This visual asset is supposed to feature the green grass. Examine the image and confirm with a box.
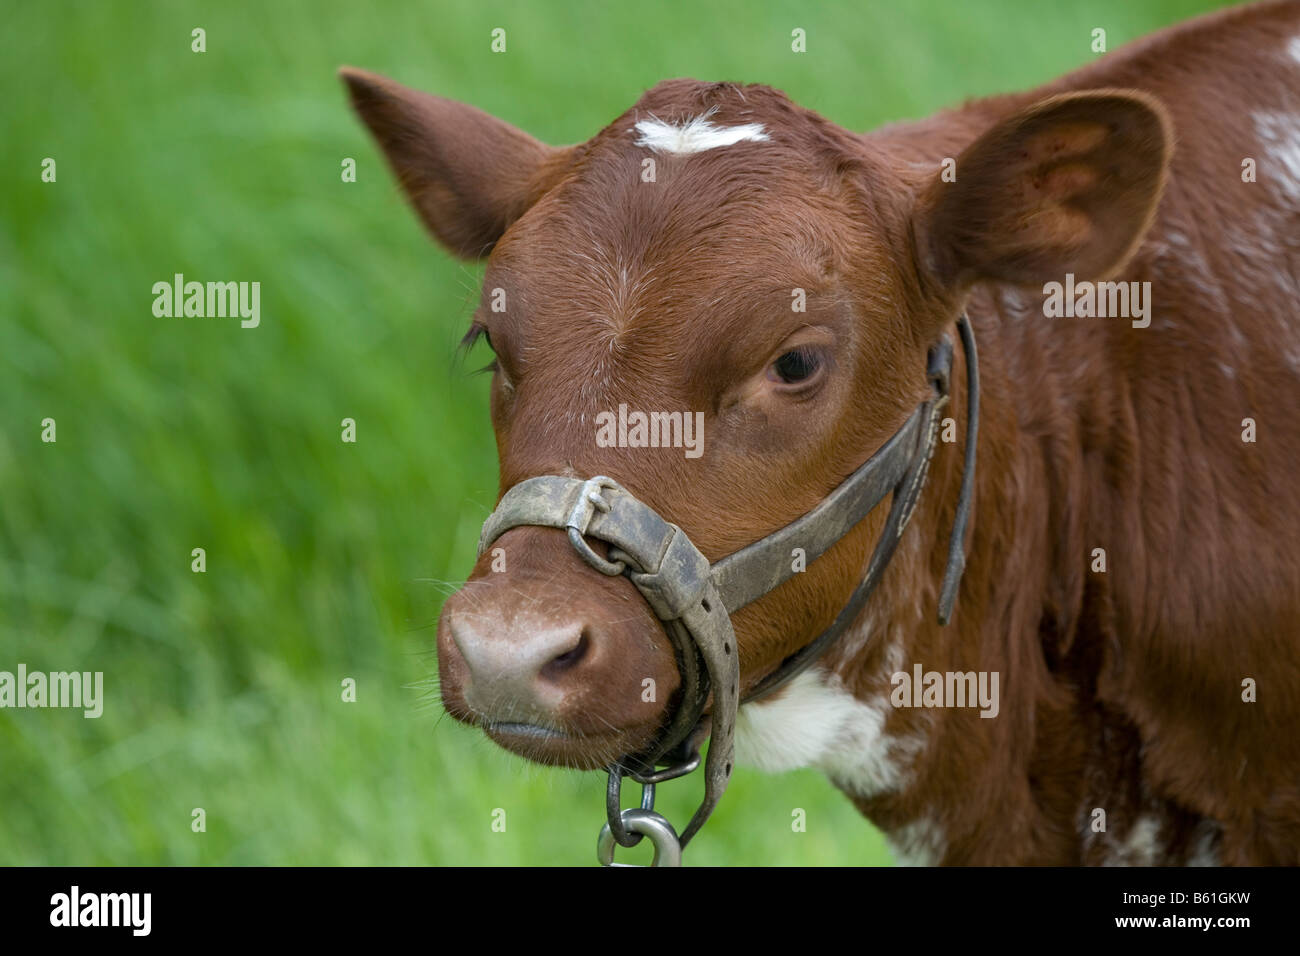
[0,0,1231,865]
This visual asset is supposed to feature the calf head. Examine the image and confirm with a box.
[343,69,1169,772]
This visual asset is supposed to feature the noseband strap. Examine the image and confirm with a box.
[475,315,979,862]
[478,472,741,846]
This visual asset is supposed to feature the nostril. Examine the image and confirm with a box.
[540,628,591,680]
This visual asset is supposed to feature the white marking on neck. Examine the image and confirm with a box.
[734,664,925,800]
[1102,815,1166,866]
[632,109,770,155]
[1253,111,1300,203]
[1186,819,1221,867]
[887,818,946,866]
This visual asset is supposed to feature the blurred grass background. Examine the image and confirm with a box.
[0,0,1232,865]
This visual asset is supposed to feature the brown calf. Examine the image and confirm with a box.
[345,0,1300,864]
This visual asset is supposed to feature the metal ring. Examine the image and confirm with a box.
[605,770,655,847]
[625,748,701,786]
[597,809,682,867]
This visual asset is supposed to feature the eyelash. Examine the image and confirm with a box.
[771,346,824,385]
[461,323,498,374]
[461,323,491,350]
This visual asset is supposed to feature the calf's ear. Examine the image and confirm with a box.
[914,90,1171,291]
[340,67,575,259]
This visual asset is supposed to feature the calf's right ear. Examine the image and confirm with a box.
[913,89,1172,292]
[340,67,576,259]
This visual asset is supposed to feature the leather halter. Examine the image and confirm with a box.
[476,314,980,864]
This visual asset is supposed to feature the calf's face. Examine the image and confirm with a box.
[343,70,1168,770]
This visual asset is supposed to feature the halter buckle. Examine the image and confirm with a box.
[566,476,627,575]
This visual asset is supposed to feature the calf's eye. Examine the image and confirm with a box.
[770,347,822,385]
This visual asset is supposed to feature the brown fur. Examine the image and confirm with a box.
[345,0,1300,863]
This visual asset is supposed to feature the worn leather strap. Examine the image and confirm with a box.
[738,351,950,702]
[710,406,926,615]
[937,313,979,625]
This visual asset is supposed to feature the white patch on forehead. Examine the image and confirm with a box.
[734,665,925,800]
[1253,111,1300,204]
[1289,34,1300,65]
[632,109,770,155]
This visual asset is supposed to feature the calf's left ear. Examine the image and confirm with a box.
[914,90,1171,292]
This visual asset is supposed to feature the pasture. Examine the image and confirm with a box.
[0,0,1230,865]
